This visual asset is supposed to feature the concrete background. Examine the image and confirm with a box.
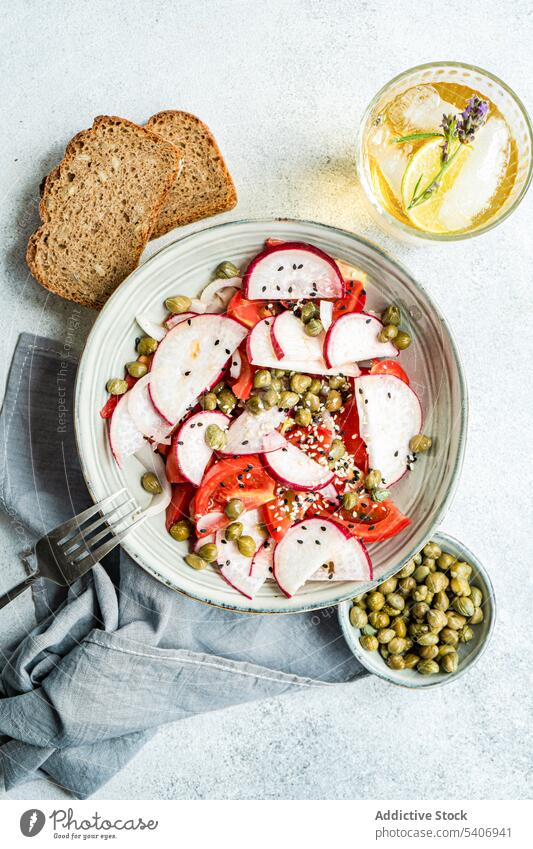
[1,0,532,799]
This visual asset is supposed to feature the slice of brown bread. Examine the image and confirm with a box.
[145,110,237,238]
[27,115,181,309]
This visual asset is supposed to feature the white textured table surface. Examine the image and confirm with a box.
[1,0,532,800]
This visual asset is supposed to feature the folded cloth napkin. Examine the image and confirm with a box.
[0,333,366,799]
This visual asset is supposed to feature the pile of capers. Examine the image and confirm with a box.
[350,541,485,676]
[299,301,323,338]
[378,304,412,351]
[105,335,159,396]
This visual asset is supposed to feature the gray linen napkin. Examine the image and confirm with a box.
[0,333,366,799]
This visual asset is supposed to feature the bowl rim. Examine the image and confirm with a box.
[75,216,469,614]
[355,60,533,242]
[338,531,496,688]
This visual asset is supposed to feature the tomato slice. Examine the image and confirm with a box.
[285,424,333,461]
[230,344,254,400]
[308,494,410,543]
[335,395,368,473]
[226,290,274,329]
[99,374,137,419]
[262,489,310,542]
[166,483,195,532]
[194,456,276,521]
[370,359,410,385]
[166,442,187,484]
[332,278,366,321]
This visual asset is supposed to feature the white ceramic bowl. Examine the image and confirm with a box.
[338,532,496,688]
[75,218,467,613]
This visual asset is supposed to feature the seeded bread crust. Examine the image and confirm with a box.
[26,115,181,309]
[146,110,237,238]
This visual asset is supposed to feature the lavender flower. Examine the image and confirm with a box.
[456,96,489,144]
[440,113,457,162]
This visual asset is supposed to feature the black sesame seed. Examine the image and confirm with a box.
[276,285,281,291]
[214,339,220,346]
[262,286,267,292]
[297,539,303,544]
[278,266,284,272]
[221,539,227,544]
[177,440,184,445]
[298,264,303,269]
[387,392,391,399]
[242,440,249,445]
[320,526,326,531]
[315,539,321,545]
[187,319,192,326]
[184,370,191,376]
[293,264,297,270]
[394,450,399,457]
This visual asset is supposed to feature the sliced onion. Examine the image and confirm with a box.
[135,313,167,342]
[134,445,172,517]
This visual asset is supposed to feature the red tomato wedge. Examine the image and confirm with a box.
[369,359,410,384]
[262,489,309,542]
[307,494,410,543]
[285,424,333,460]
[166,443,187,484]
[230,344,254,400]
[165,483,195,532]
[99,374,137,419]
[335,395,368,473]
[226,290,274,329]
[194,455,276,523]
[332,278,366,321]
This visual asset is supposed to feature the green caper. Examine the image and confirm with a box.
[409,622,429,638]
[412,601,430,620]
[218,389,237,414]
[126,361,148,379]
[438,644,457,657]
[378,324,398,343]
[413,565,430,583]
[215,260,240,279]
[262,388,279,409]
[245,394,264,415]
[368,611,390,629]
[377,628,396,644]
[328,375,345,390]
[450,577,471,597]
[237,535,256,557]
[393,330,412,350]
[412,585,429,602]
[198,543,218,563]
[381,304,401,326]
[440,627,459,646]
[361,624,377,637]
[469,586,483,607]
[212,380,226,395]
[349,606,368,629]
[137,336,158,355]
[379,577,398,595]
[304,318,323,337]
[388,637,407,655]
[469,607,484,624]
[458,625,474,643]
[367,591,385,611]
[342,491,358,511]
[106,377,128,395]
[427,609,448,632]
[423,542,441,559]
[365,469,383,490]
[387,655,405,670]
[417,632,439,647]
[253,369,272,390]
[225,522,243,541]
[426,572,448,593]
[290,373,312,394]
[413,553,423,565]
[165,294,192,313]
[446,612,466,630]
[303,391,320,411]
[280,417,294,434]
[392,618,407,638]
[329,439,346,460]
[423,557,436,571]
[450,561,472,580]
[270,376,283,392]
[185,553,208,570]
[141,472,162,495]
[410,434,432,454]
[440,652,459,673]
[380,646,390,660]
[279,390,299,409]
[359,635,379,651]
[437,552,456,570]
[452,596,475,618]
[418,645,439,660]
[225,498,244,520]
[386,592,405,612]
[169,520,191,541]
[416,659,439,675]
[205,424,227,451]
[325,389,342,413]
[202,392,218,411]
[398,559,416,578]
[294,407,312,426]
[398,576,416,595]
[300,302,317,323]
[403,653,419,669]
[433,591,450,612]
[307,378,321,394]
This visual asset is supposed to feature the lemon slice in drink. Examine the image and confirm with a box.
[401,138,470,233]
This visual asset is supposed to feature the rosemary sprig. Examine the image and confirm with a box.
[394,131,443,144]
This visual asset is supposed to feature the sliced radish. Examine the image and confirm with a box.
[127,374,169,441]
[221,407,286,456]
[173,411,230,486]
[319,300,334,331]
[200,277,242,313]
[317,482,339,503]
[262,439,334,491]
[310,536,373,581]
[324,312,398,367]
[135,313,167,342]
[149,314,247,426]
[271,310,324,362]
[165,311,198,330]
[273,517,371,597]
[243,242,344,301]
[134,446,172,517]
[109,391,146,468]
[247,318,360,376]
[249,538,275,579]
[354,374,423,485]
[196,511,227,537]
[217,510,269,599]
[229,348,242,379]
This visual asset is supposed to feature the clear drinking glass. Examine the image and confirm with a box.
[356,62,533,242]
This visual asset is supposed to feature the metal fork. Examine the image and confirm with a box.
[0,489,146,610]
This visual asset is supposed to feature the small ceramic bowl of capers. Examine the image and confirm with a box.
[338,532,495,688]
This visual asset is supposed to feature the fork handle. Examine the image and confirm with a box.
[0,574,38,610]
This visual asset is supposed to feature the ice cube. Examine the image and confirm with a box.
[387,85,456,134]
[438,117,511,230]
[367,123,409,199]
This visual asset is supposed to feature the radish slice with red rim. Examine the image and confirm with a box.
[247,318,360,376]
[127,374,169,441]
[174,410,230,486]
[243,242,344,301]
[221,407,286,456]
[109,391,145,468]
[270,310,325,362]
[165,311,198,330]
[262,439,334,491]
[229,348,242,379]
[324,312,398,367]
[217,510,269,599]
[354,373,423,486]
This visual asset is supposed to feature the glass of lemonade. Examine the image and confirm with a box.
[356,62,532,241]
